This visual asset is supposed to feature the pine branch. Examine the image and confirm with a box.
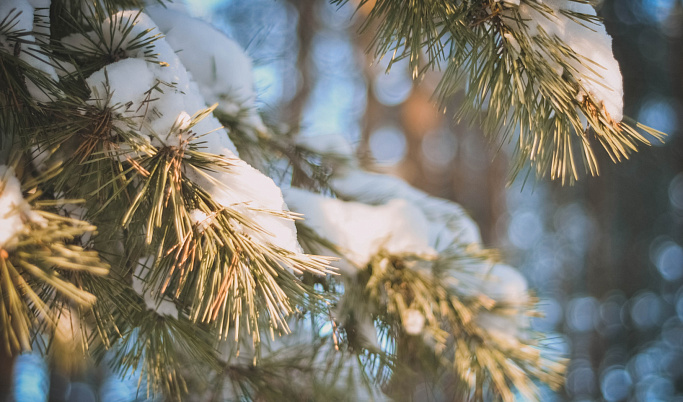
[106,310,218,401]
[214,109,338,191]
[351,246,565,401]
[336,0,665,183]
[107,114,333,345]
[0,167,109,356]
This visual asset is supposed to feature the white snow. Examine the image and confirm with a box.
[71,11,236,152]
[132,257,179,318]
[146,5,267,134]
[186,163,302,253]
[479,263,529,306]
[320,135,481,249]
[26,0,49,7]
[0,166,46,250]
[402,308,426,335]
[75,10,303,255]
[189,209,212,232]
[331,170,482,248]
[475,263,530,346]
[0,1,34,46]
[476,311,529,347]
[506,0,624,121]
[283,187,435,274]
[0,0,59,102]
[86,58,155,109]
[296,134,356,159]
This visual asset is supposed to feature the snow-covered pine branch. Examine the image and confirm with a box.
[0,165,108,354]
[283,135,564,400]
[336,0,665,183]
[0,0,582,400]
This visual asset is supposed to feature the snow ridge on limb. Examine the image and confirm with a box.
[502,0,623,121]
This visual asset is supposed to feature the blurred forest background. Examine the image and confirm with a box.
[2,0,682,401]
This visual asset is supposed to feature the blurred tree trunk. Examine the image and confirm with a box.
[283,0,318,130]
[0,349,13,399]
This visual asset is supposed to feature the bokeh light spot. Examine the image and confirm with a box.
[12,353,49,402]
[600,366,632,402]
[637,97,678,144]
[567,296,599,333]
[653,240,683,281]
[421,130,456,168]
[630,292,664,330]
[369,125,406,164]
[669,172,683,210]
[508,210,544,250]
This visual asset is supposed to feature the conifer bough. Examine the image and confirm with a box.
[338,0,665,183]
[7,0,658,400]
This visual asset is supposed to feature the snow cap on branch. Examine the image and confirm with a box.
[506,0,624,121]
[284,187,435,274]
[0,166,45,250]
[147,5,267,133]
[79,10,303,254]
[0,0,59,102]
[76,11,237,151]
[299,134,482,249]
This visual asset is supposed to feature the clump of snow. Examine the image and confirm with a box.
[480,263,529,305]
[0,166,44,250]
[86,58,155,110]
[71,11,236,152]
[505,0,624,121]
[402,309,426,335]
[132,257,179,318]
[0,0,59,102]
[187,164,303,253]
[189,209,212,232]
[476,263,530,346]
[146,5,266,134]
[284,187,435,275]
[332,170,481,248]
[72,10,302,255]
[296,134,356,159]
[318,135,481,249]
